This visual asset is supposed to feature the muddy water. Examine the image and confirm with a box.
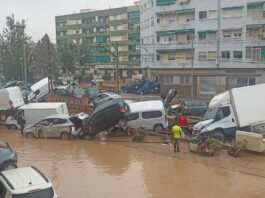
[1,130,265,198]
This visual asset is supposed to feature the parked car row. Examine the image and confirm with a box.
[121,80,160,95]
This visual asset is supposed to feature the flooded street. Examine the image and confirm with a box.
[1,130,265,198]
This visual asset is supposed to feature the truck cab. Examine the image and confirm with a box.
[193,103,237,140]
[0,166,57,198]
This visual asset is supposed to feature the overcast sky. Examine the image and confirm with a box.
[0,0,137,42]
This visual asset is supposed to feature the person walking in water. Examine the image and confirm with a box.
[17,112,26,135]
[172,124,182,153]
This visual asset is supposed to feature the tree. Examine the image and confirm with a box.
[0,15,32,81]
[30,34,62,81]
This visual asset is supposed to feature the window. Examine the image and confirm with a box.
[199,33,206,40]
[227,77,256,89]
[52,119,67,125]
[200,76,216,94]
[233,51,242,59]
[180,76,190,84]
[208,10,217,19]
[223,31,231,38]
[163,75,173,84]
[142,111,162,119]
[208,32,217,40]
[157,18,160,24]
[246,47,261,60]
[221,51,230,59]
[151,17,154,26]
[157,36,160,42]
[90,111,104,123]
[215,106,231,120]
[168,53,175,61]
[234,32,242,38]
[157,55,160,61]
[223,8,243,18]
[199,11,207,19]
[208,51,217,60]
[198,52,207,60]
[0,182,7,198]
[128,113,139,121]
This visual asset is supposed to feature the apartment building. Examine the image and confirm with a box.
[141,0,265,99]
[55,4,140,82]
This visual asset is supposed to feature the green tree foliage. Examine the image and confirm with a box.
[0,15,32,81]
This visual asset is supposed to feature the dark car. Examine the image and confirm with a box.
[87,99,130,132]
[182,100,208,116]
[122,80,145,93]
[0,141,17,171]
[137,81,160,95]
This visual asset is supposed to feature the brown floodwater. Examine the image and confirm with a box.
[1,130,265,198]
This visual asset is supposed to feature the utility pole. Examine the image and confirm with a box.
[191,34,194,99]
[115,42,119,93]
[217,0,221,68]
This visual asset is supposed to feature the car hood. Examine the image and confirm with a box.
[193,119,214,131]
[24,124,34,130]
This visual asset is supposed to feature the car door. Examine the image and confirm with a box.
[141,111,163,130]
[103,105,118,127]
[89,110,106,131]
[35,119,52,138]
[127,113,140,128]
[48,118,68,138]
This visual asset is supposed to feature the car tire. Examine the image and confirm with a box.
[9,125,18,130]
[60,132,70,140]
[140,91,144,95]
[2,161,17,171]
[214,130,225,141]
[154,124,163,132]
[124,90,127,93]
[118,119,127,127]
[26,132,35,138]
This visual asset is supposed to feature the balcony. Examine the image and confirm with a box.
[158,59,192,68]
[158,20,195,32]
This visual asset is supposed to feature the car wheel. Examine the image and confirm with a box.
[26,132,35,138]
[154,124,163,132]
[140,91,144,95]
[154,86,158,90]
[60,132,70,140]
[214,130,225,141]
[2,162,17,171]
[118,119,127,127]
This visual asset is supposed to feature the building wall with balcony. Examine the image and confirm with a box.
[55,5,141,81]
[141,0,265,98]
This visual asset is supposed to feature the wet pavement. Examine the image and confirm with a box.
[1,129,265,198]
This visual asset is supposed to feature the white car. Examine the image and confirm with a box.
[91,92,122,108]
[0,166,58,197]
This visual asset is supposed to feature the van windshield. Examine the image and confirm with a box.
[203,108,218,120]
[13,187,54,198]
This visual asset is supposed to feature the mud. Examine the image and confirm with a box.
[1,129,265,198]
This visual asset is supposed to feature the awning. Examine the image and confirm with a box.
[197,30,217,34]
[156,11,176,16]
[263,2,265,11]
[246,24,265,29]
[157,29,194,36]
[176,9,195,14]
[156,49,192,53]
[247,1,265,7]
[156,0,176,6]
[222,6,244,10]
[262,47,265,57]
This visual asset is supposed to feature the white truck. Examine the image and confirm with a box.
[193,84,265,140]
[0,87,25,121]
[5,102,68,129]
[0,166,58,197]
[26,77,49,102]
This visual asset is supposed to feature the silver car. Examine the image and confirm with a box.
[91,92,122,108]
[23,114,83,140]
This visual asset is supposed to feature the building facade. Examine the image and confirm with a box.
[141,0,265,99]
[55,4,140,82]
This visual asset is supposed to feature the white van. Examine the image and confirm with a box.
[26,77,49,102]
[127,100,168,132]
[0,87,25,121]
[0,166,58,198]
[5,102,69,129]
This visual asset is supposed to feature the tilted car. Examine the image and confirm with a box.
[87,99,130,132]
[0,141,17,171]
[182,100,208,116]
[23,114,84,140]
[122,80,145,93]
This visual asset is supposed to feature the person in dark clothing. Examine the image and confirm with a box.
[17,112,26,135]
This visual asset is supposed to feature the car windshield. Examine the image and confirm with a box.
[203,108,218,120]
[13,187,54,198]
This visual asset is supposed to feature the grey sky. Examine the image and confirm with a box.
[0,0,137,42]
